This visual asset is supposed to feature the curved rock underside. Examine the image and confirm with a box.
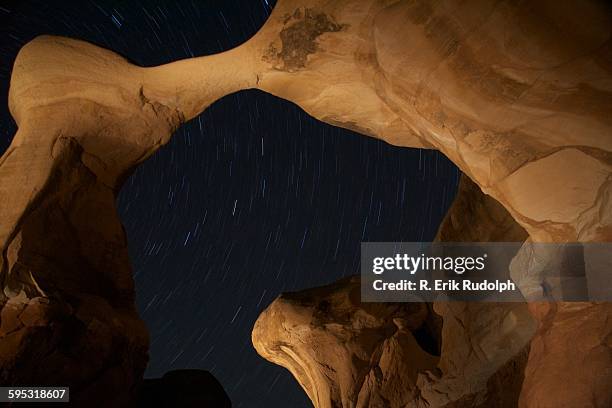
[253,175,536,408]
[0,0,611,406]
[254,277,443,408]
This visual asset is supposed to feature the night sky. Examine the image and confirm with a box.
[0,1,460,407]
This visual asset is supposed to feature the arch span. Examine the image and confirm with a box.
[1,0,611,406]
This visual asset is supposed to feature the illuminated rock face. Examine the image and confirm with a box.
[1,0,611,406]
[0,34,259,405]
[252,0,612,244]
[253,176,537,408]
[253,277,442,408]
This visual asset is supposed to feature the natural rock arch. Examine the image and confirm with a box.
[1,0,611,406]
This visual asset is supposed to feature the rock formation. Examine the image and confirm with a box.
[1,0,611,406]
[0,32,257,406]
[253,175,536,407]
[253,276,442,408]
[422,176,534,407]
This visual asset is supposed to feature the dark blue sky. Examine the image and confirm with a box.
[0,1,460,406]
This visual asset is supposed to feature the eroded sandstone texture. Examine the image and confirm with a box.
[1,0,611,406]
[253,175,536,407]
[253,276,442,408]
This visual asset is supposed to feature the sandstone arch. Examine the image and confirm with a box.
[1,0,611,406]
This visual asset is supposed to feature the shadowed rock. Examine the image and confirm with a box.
[137,370,231,408]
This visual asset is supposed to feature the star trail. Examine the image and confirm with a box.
[0,1,460,407]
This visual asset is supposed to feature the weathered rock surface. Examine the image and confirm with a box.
[253,175,536,407]
[421,175,533,407]
[519,301,612,408]
[1,0,611,406]
[252,276,441,408]
[0,35,250,405]
[252,2,611,405]
[253,279,535,408]
[250,0,612,244]
[436,176,528,244]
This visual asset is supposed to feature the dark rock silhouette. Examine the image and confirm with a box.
[137,370,231,408]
